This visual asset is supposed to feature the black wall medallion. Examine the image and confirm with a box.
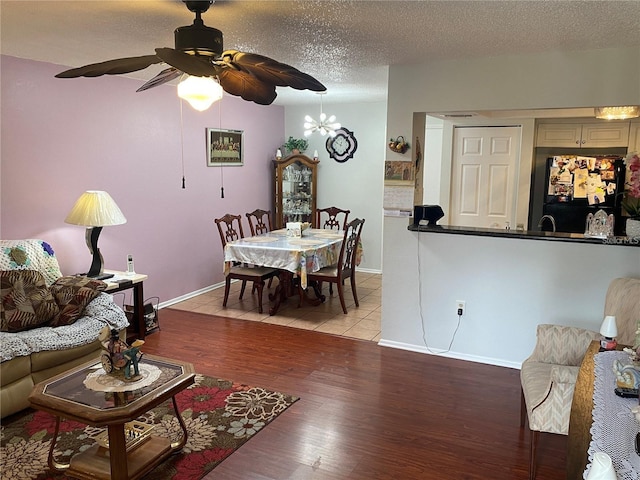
[326,127,357,163]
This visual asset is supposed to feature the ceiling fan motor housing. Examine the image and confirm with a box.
[175,23,223,56]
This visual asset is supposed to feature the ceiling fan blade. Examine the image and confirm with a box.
[136,67,182,92]
[218,69,277,105]
[55,55,162,78]
[220,50,326,92]
[155,48,219,77]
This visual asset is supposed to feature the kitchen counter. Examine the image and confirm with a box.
[382,215,639,368]
[407,224,640,247]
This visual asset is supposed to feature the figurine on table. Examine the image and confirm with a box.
[123,340,145,380]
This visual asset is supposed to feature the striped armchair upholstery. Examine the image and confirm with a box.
[520,324,599,479]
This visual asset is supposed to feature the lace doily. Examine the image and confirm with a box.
[83,363,161,392]
[583,351,640,479]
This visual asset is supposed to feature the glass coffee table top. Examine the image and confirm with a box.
[41,356,190,411]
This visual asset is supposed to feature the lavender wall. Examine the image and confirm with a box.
[1,55,284,304]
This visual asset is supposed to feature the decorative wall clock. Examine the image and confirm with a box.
[326,127,357,163]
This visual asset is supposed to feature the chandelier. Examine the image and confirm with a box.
[304,93,340,137]
[594,106,640,120]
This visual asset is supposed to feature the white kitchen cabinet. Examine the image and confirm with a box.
[628,121,640,153]
[536,122,630,148]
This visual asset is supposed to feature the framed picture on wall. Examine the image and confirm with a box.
[206,128,244,166]
[384,160,414,185]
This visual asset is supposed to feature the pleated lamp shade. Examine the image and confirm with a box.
[65,191,126,227]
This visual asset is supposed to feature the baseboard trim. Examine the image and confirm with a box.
[377,339,522,370]
[159,282,225,309]
[356,267,382,275]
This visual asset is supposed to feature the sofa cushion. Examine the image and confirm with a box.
[0,270,59,332]
[0,353,31,385]
[48,276,107,327]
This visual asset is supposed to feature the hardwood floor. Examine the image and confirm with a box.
[142,309,568,480]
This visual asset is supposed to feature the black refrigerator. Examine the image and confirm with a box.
[540,154,625,234]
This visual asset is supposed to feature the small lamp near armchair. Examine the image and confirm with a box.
[65,190,126,280]
[599,315,618,351]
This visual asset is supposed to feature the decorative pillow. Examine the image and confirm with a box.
[0,239,63,286]
[1,270,60,332]
[49,276,107,327]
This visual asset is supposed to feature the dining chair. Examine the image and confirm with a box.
[214,214,278,314]
[306,218,365,314]
[316,206,350,230]
[245,209,273,236]
[245,208,275,288]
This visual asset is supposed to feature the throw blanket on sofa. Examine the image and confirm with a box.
[0,239,129,363]
[0,293,129,362]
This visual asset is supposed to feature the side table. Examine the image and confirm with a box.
[567,341,634,479]
[567,341,599,479]
[103,270,148,342]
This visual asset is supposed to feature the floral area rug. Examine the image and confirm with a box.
[1,374,298,480]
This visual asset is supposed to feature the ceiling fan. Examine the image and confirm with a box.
[55,0,326,106]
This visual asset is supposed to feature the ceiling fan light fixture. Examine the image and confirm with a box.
[177,74,223,111]
[594,106,640,120]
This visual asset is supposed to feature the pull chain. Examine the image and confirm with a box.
[180,98,186,189]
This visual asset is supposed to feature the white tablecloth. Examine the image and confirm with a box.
[224,229,343,289]
[583,351,640,479]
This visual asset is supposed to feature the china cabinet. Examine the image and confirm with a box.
[273,154,319,229]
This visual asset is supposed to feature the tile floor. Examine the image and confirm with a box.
[170,272,382,342]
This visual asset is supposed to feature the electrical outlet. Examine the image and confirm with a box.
[456,300,465,316]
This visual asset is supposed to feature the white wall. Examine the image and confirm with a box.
[383,46,640,366]
[285,101,387,272]
[387,47,640,139]
[381,218,640,367]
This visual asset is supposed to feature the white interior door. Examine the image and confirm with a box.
[450,126,521,228]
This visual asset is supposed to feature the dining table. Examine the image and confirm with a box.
[223,228,344,315]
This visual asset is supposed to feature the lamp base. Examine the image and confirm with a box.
[86,272,114,281]
[599,337,617,351]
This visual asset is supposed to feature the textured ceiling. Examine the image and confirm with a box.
[2,0,640,106]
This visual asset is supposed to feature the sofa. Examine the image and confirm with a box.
[0,239,129,418]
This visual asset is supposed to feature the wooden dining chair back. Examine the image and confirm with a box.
[215,213,245,246]
[246,209,273,236]
[245,209,276,288]
[316,206,350,230]
[214,214,277,314]
[307,218,365,314]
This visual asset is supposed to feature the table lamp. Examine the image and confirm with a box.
[585,452,617,480]
[599,315,618,351]
[65,190,126,280]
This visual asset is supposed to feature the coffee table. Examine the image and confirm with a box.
[28,354,195,480]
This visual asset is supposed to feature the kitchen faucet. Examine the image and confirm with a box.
[538,215,556,232]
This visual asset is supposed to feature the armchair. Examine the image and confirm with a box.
[520,324,599,480]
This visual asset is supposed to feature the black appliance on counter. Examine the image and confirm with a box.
[413,205,445,226]
[539,154,626,234]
